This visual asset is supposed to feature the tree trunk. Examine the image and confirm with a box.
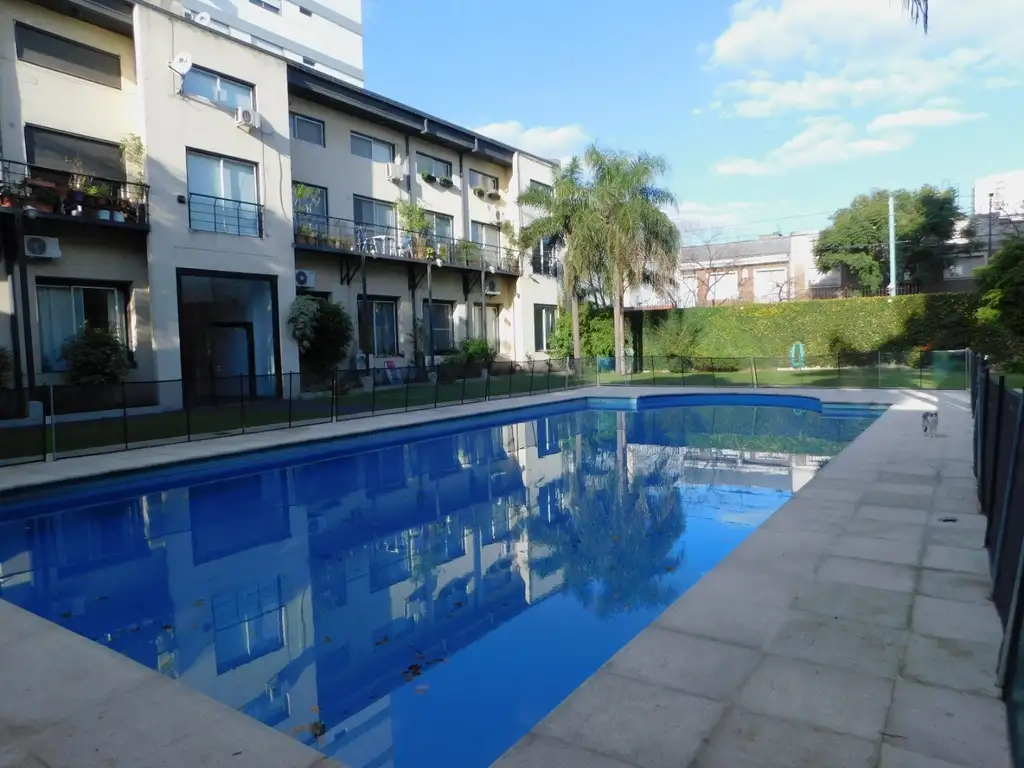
[571,294,581,369]
[612,274,625,373]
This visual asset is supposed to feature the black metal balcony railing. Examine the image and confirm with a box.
[293,214,522,275]
[188,192,263,238]
[0,159,149,227]
[531,254,562,279]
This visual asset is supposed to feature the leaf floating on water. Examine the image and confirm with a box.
[414,652,426,660]
[161,624,174,632]
[611,535,620,542]
[665,566,676,573]
[402,663,423,681]
[414,684,429,695]
[375,635,389,646]
[292,724,308,734]
[129,625,140,633]
[59,612,72,619]
[310,721,326,739]
[311,705,320,713]
[193,599,205,607]
[323,636,332,644]
[94,595,109,601]
[231,751,242,756]
[426,657,446,667]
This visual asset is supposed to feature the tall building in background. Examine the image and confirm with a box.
[183,0,364,84]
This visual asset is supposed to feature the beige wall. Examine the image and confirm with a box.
[0,0,140,163]
[133,5,299,382]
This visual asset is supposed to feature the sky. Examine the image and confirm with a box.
[362,0,1024,242]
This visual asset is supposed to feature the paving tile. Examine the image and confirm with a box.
[832,533,921,566]
[902,634,1001,698]
[857,505,930,525]
[921,545,989,576]
[491,734,637,768]
[842,517,925,543]
[926,511,986,530]
[737,655,893,740]
[917,569,992,604]
[793,580,913,629]
[816,556,917,593]
[861,490,934,510]
[766,610,906,677]
[885,679,1011,768]
[722,530,830,577]
[870,481,935,497]
[879,470,940,484]
[534,671,723,768]
[605,626,761,701]
[880,744,973,768]
[926,525,985,549]
[911,595,1004,645]
[692,708,877,768]
[932,495,981,515]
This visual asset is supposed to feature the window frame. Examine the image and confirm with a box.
[421,299,455,353]
[24,125,125,180]
[14,22,122,89]
[185,149,261,237]
[353,195,396,230]
[357,295,400,357]
[468,169,499,193]
[533,304,557,352]
[531,238,559,277]
[350,132,395,163]
[290,113,325,147]
[35,279,135,372]
[417,152,452,179]
[292,180,328,234]
[180,65,255,111]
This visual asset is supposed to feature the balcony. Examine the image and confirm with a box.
[187,193,263,238]
[293,214,521,275]
[0,159,149,229]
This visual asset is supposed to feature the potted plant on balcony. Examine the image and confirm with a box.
[85,181,115,220]
[118,134,147,222]
[438,176,454,189]
[420,170,437,184]
[473,186,487,199]
[0,179,27,208]
[296,223,317,245]
[65,157,87,214]
[486,189,501,201]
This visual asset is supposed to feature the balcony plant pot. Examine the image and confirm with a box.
[420,172,437,184]
[473,187,486,199]
[438,177,454,189]
[486,190,501,201]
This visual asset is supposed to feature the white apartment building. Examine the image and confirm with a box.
[182,0,364,85]
[0,0,561,409]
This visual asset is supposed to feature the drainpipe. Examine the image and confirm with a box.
[360,253,370,377]
[3,233,24,390]
[15,212,36,396]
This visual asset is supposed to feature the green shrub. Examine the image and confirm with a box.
[0,346,11,388]
[288,296,354,380]
[642,294,979,359]
[548,303,614,359]
[61,327,129,385]
[455,338,496,365]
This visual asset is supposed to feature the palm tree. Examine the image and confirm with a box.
[517,159,601,363]
[903,0,928,31]
[585,146,680,369]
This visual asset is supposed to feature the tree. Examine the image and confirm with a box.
[814,186,961,291]
[288,296,354,386]
[975,235,1024,362]
[585,146,679,367]
[904,0,928,31]
[517,159,601,363]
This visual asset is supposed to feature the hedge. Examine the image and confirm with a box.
[641,293,980,359]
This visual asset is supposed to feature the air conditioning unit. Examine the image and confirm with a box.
[295,269,316,289]
[192,11,212,24]
[946,263,965,278]
[492,210,503,224]
[24,236,60,260]
[484,278,500,296]
[235,107,261,130]
[386,163,404,183]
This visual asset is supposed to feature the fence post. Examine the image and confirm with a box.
[877,350,882,389]
[710,358,716,388]
[48,385,56,461]
[837,352,842,388]
[122,381,128,450]
[991,389,1024,574]
[985,376,1006,521]
[405,369,412,412]
[750,357,758,388]
[461,370,468,403]
[528,363,535,396]
[331,369,337,422]
[239,374,246,432]
[976,364,989,483]
[370,372,377,413]
[597,360,601,387]
[507,367,514,398]
[287,372,293,427]
[184,383,192,442]
[652,357,657,387]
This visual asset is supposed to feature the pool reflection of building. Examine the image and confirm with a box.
[0,405,852,768]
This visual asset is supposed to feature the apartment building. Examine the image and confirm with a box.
[0,0,560,409]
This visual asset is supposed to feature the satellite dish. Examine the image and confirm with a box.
[169,51,193,76]
[193,11,211,25]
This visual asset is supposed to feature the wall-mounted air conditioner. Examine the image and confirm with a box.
[193,11,211,25]
[386,162,404,183]
[295,269,316,289]
[485,278,500,296]
[24,236,61,260]
[235,107,262,130]
[945,263,965,278]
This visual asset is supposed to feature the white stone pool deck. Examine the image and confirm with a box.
[0,386,1010,768]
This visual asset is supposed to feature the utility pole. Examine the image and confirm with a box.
[988,192,995,265]
[888,194,897,300]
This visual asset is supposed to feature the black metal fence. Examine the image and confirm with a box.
[0,350,968,465]
[970,352,1024,727]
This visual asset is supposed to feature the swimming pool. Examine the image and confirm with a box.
[0,394,881,767]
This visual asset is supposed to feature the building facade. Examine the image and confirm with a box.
[0,0,560,409]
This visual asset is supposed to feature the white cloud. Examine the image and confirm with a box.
[714,117,914,176]
[984,76,1020,90]
[472,121,589,163]
[867,108,986,131]
[670,201,754,230]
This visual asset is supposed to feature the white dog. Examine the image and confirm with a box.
[922,411,939,437]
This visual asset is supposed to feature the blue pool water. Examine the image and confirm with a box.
[0,395,880,767]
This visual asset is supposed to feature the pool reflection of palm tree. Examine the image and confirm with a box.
[525,447,685,617]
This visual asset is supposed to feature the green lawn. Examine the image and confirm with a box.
[0,363,965,464]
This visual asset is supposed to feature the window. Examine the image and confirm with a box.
[534,304,556,352]
[354,196,396,236]
[25,127,124,180]
[15,23,121,89]
[186,151,260,237]
[422,300,454,351]
[251,36,282,54]
[417,153,452,179]
[181,66,254,111]
[531,238,559,277]
[292,181,327,234]
[468,170,498,193]
[37,284,129,372]
[530,180,553,192]
[472,304,500,346]
[423,211,453,242]
[358,297,398,357]
[707,272,739,304]
[290,113,324,146]
[350,132,394,163]
[248,0,280,11]
[471,221,501,262]
[212,579,284,673]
